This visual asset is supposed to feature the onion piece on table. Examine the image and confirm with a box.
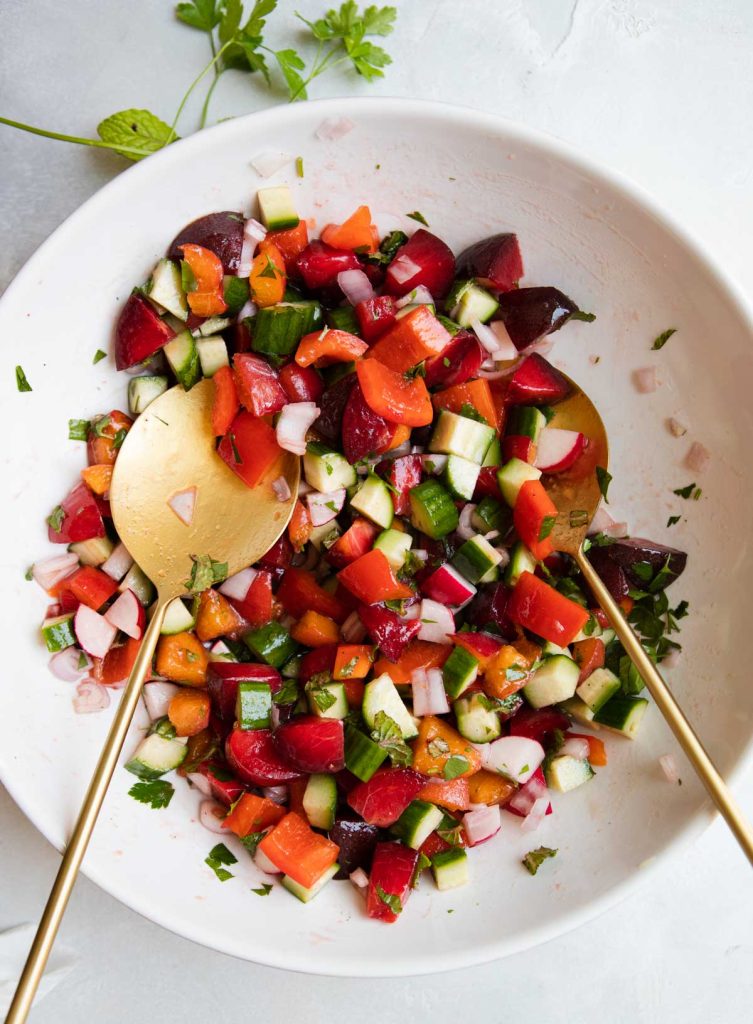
[659,753,681,784]
[251,151,292,177]
[633,367,658,393]
[685,441,710,473]
[315,117,355,141]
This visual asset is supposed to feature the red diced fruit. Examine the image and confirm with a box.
[326,517,378,569]
[367,842,420,922]
[502,435,537,464]
[507,571,589,646]
[513,479,559,560]
[114,293,175,371]
[233,353,287,416]
[509,710,570,744]
[207,662,281,720]
[299,644,338,684]
[381,455,422,516]
[357,603,421,662]
[68,566,118,610]
[347,768,427,827]
[337,550,414,604]
[277,568,349,623]
[274,716,345,773]
[355,295,397,342]
[424,330,485,389]
[506,354,571,406]
[456,233,523,292]
[384,229,456,299]
[279,363,323,403]
[225,727,302,787]
[259,536,293,569]
[230,568,273,627]
[167,211,245,273]
[48,481,106,544]
[313,373,357,443]
[295,240,361,290]
[341,381,398,463]
[495,287,579,350]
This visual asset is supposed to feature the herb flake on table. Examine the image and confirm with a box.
[15,365,32,392]
[406,210,429,226]
[652,328,676,350]
[251,882,273,896]
[205,842,237,881]
[595,465,612,502]
[522,846,558,876]
[93,349,107,364]
[68,418,90,442]
[673,482,701,500]
[128,779,175,809]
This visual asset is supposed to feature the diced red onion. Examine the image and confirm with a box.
[48,647,91,682]
[341,611,367,642]
[297,479,313,497]
[388,255,421,285]
[667,417,687,437]
[349,868,369,893]
[143,681,179,720]
[520,797,550,833]
[633,366,658,393]
[417,599,454,644]
[685,441,710,473]
[488,320,518,360]
[251,150,292,177]
[411,667,450,716]
[588,502,629,538]
[457,503,477,540]
[200,800,227,834]
[315,117,354,141]
[32,552,79,592]
[237,218,267,277]
[561,737,591,760]
[254,847,282,874]
[472,318,505,356]
[263,786,288,805]
[463,805,501,846]
[659,753,680,784]
[73,680,110,714]
[101,541,134,582]
[237,298,258,322]
[491,544,510,570]
[276,402,320,456]
[219,566,257,602]
[470,742,491,769]
[306,488,345,526]
[187,771,213,797]
[396,285,433,309]
[337,269,374,306]
[486,736,545,784]
[507,770,548,815]
[272,475,292,502]
[421,453,447,476]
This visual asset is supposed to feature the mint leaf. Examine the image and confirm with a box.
[15,365,32,392]
[595,465,612,502]
[175,0,221,31]
[184,553,228,593]
[240,831,265,856]
[375,884,402,915]
[442,755,468,780]
[673,482,696,499]
[128,779,175,809]
[569,310,596,323]
[92,349,107,364]
[522,846,558,875]
[371,710,413,767]
[97,109,176,161]
[68,418,90,442]
[273,677,299,705]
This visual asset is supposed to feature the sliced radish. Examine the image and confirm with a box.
[396,285,433,308]
[421,453,447,476]
[168,486,197,526]
[104,589,145,640]
[486,735,545,784]
[507,770,548,816]
[560,736,590,760]
[101,541,134,581]
[417,599,455,644]
[32,552,79,592]
[143,680,179,720]
[74,604,117,658]
[520,796,550,833]
[200,800,227,834]
[411,667,450,716]
[421,564,477,608]
[463,805,502,846]
[534,427,586,473]
[219,566,257,602]
[306,488,346,527]
[186,771,213,797]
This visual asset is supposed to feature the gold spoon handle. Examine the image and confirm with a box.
[6,599,169,1024]
[576,549,753,865]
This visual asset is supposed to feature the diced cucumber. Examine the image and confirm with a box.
[362,673,418,739]
[601,627,616,647]
[593,695,649,738]
[125,733,187,780]
[161,597,196,635]
[251,301,323,358]
[444,454,481,501]
[455,693,502,743]
[245,622,297,668]
[303,773,338,830]
[69,536,113,567]
[431,847,469,891]
[497,458,542,507]
[392,799,444,850]
[542,641,570,657]
[307,680,348,720]
[524,655,580,708]
[164,329,201,390]
[559,695,596,726]
[119,563,155,605]
[505,541,537,586]
[350,475,394,529]
[147,259,188,321]
[471,495,507,534]
[128,375,169,416]
[303,441,357,493]
[236,681,273,729]
[193,316,232,338]
[576,667,620,713]
[409,479,459,539]
[196,335,229,377]
[545,755,594,793]
[41,613,76,652]
[326,305,360,334]
[571,618,602,642]
[281,862,339,903]
[478,563,500,584]
[446,279,499,327]
[482,435,501,468]
[223,275,250,315]
[452,534,502,585]
[442,645,479,699]
[429,409,495,465]
[149,715,178,739]
[373,528,412,569]
[508,406,547,443]
[257,185,299,230]
[344,724,388,782]
[308,522,341,551]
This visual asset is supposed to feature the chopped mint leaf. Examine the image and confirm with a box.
[459,402,489,426]
[651,328,676,350]
[403,360,426,380]
[47,505,65,533]
[631,561,653,583]
[258,254,279,279]
[371,709,413,767]
[673,482,696,499]
[375,885,403,915]
[97,108,176,161]
[672,599,689,619]
[112,427,128,450]
[68,418,90,441]
[272,678,299,705]
[15,365,32,392]
[522,846,558,876]
[93,349,107,364]
[205,842,237,882]
[538,515,556,542]
[442,357,451,368]
[406,210,429,226]
[184,554,228,593]
[427,737,450,758]
[306,680,337,713]
[667,515,681,527]
[569,509,589,528]
[240,832,265,856]
[24,565,34,581]
[128,779,175,809]
[251,882,273,896]
[442,755,468,780]
[595,465,612,502]
[569,310,596,323]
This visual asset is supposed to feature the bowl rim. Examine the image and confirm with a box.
[2,95,752,976]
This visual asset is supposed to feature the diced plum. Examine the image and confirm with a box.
[506,354,571,406]
[296,241,361,290]
[299,644,338,683]
[473,466,503,501]
[341,381,396,463]
[314,372,357,443]
[208,663,282,721]
[167,211,245,273]
[424,330,485,389]
[329,815,381,878]
[258,535,294,569]
[274,716,345,773]
[452,629,505,663]
[379,454,423,516]
[384,229,456,299]
[233,353,287,416]
[114,293,175,370]
[279,363,324,404]
[494,287,579,350]
[347,768,426,827]
[585,547,630,601]
[355,295,397,342]
[357,603,421,662]
[590,537,687,590]
[225,727,303,787]
[456,233,523,292]
[366,842,420,922]
[502,435,537,464]
[508,708,570,743]
[48,481,106,544]
[463,583,517,640]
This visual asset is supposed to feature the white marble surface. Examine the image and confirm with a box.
[1,0,752,1020]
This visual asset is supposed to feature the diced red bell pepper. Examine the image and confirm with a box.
[48,481,106,544]
[424,330,485,389]
[506,354,571,406]
[233,353,287,416]
[367,842,420,922]
[225,727,302,787]
[229,569,273,628]
[295,329,368,369]
[502,435,537,464]
[114,292,176,370]
[217,412,282,489]
[211,365,240,436]
[508,571,589,646]
[356,359,433,427]
[513,479,559,560]
[295,240,361,290]
[338,550,414,604]
[277,568,350,623]
[299,644,338,683]
[381,455,422,516]
[419,831,454,860]
[179,243,228,317]
[258,812,340,889]
[384,229,456,299]
[355,295,397,342]
[326,517,378,568]
[274,716,345,773]
[367,306,451,373]
[207,661,281,720]
[279,362,324,403]
[357,603,421,662]
[67,566,118,610]
[348,768,427,827]
[341,381,399,463]
[98,636,141,685]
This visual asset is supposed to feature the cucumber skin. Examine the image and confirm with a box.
[409,480,459,539]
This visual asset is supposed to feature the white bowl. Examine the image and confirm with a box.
[1,98,752,976]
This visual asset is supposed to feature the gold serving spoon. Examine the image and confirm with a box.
[7,378,299,1023]
[544,374,753,865]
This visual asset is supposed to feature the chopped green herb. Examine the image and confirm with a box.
[205,842,237,882]
[258,254,280,280]
[652,328,676,350]
[406,210,429,226]
[442,755,469,780]
[404,360,426,380]
[375,885,402,915]
[538,515,556,542]
[184,554,228,593]
[68,418,90,442]
[522,846,558,876]
[228,431,242,464]
[692,487,702,500]
[112,427,128,450]
[673,482,696,499]
[459,402,489,425]
[92,414,111,438]
[77,651,89,669]
[272,677,299,705]
[569,509,589,528]
[505,665,527,683]
[371,710,413,767]
[252,882,273,896]
[589,531,617,547]
[24,565,34,581]
[338,656,359,677]
[631,561,653,583]
[569,310,596,323]
[15,365,32,392]
[673,599,689,620]
[295,155,304,178]
[47,505,65,533]
[667,515,681,527]
[128,779,175,809]
[413,851,431,886]
[306,680,337,713]
[93,349,107,364]
[427,737,450,758]
[240,832,265,856]
[595,466,612,502]
[442,357,451,368]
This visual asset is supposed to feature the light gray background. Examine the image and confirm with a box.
[1,1,752,1021]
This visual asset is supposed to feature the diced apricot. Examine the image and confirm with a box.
[195,588,244,642]
[411,716,482,778]
[168,689,211,737]
[291,610,340,647]
[155,631,209,686]
[467,769,516,806]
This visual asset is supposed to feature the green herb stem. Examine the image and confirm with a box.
[0,115,151,158]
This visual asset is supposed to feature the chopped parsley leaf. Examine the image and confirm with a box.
[252,882,273,896]
[184,554,228,593]
[205,842,237,882]
[667,515,681,527]
[406,211,429,226]
[569,310,596,323]
[240,832,265,856]
[128,779,175,809]
[93,349,107,364]
[68,418,90,441]
[371,710,413,767]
